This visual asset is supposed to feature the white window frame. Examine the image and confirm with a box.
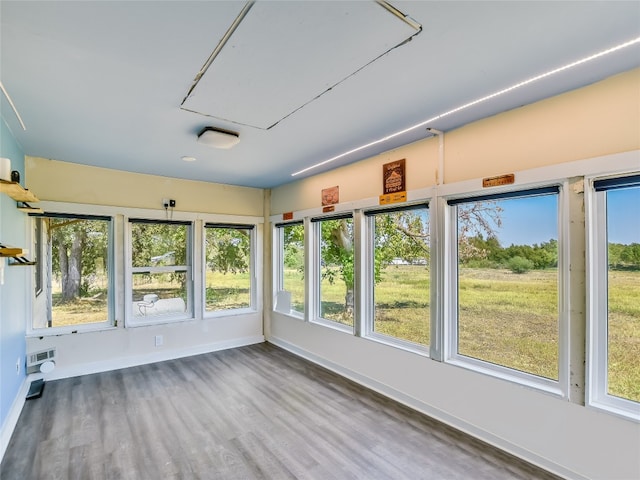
[27,212,116,336]
[125,218,194,327]
[202,222,257,318]
[362,202,431,355]
[443,182,570,397]
[311,213,355,334]
[273,220,305,319]
[585,172,640,421]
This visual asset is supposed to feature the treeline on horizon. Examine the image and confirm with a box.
[462,236,640,272]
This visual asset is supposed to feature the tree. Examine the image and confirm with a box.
[50,217,108,302]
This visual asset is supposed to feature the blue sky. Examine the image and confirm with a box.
[493,188,639,247]
[495,195,557,247]
[607,188,640,245]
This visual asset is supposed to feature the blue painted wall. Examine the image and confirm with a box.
[0,117,27,431]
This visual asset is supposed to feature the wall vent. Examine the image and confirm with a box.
[26,348,56,374]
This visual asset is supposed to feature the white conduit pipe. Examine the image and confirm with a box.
[426,128,444,185]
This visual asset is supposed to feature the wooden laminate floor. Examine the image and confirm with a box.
[1,343,562,480]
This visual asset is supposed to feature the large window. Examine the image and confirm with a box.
[275,221,305,316]
[204,223,254,313]
[129,219,191,323]
[366,205,430,347]
[314,214,354,328]
[589,174,640,416]
[448,187,561,384]
[31,214,113,331]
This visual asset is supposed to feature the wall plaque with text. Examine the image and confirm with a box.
[483,173,515,188]
[383,159,406,195]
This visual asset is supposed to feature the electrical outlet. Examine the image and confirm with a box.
[162,198,170,208]
[155,335,163,347]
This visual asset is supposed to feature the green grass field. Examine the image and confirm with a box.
[51,266,639,402]
[286,265,639,402]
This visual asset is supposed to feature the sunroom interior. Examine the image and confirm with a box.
[1,2,639,479]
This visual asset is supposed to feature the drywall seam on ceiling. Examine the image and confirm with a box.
[180,1,422,130]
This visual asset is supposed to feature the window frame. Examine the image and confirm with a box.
[28,212,116,335]
[202,222,257,318]
[310,212,355,333]
[273,220,305,319]
[362,202,431,355]
[125,218,194,327]
[443,183,569,397]
[585,172,640,421]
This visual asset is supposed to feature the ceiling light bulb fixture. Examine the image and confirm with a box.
[292,36,640,177]
[197,126,240,149]
[181,156,196,162]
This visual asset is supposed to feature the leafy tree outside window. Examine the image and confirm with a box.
[367,205,430,346]
[129,219,190,321]
[32,214,113,330]
[204,224,253,312]
[315,215,354,327]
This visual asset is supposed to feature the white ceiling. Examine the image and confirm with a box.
[1,1,639,189]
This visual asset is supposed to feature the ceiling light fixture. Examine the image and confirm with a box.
[292,36,640,177]
[197,126,240,149]
[181,156,196,162]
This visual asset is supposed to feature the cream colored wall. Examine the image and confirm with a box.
[271,68,640,214]
[268,68,640,480]
[26,157,264,216]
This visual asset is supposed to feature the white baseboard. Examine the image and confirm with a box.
[268,336,586,480]
[0,377,30,463]
[41,335,265,381]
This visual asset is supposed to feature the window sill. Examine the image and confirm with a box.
[588,397,640,423]
[446,355,565,398]
[365,332,430,357]
[27,323,117,337]
[310,317,354,334]
[204,307,258,319]
[125,314,195,328]
[271,309,305,321]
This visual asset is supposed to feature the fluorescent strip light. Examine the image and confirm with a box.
[292,36,640,177]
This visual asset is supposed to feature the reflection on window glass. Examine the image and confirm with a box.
[130,220,190,319]
[131,222,187,267]
[132,272,187,317]
[456,193,559,380]
[34,215,112,329]
[605,186,640,402]
[371,207,430,346]
[319,217,354,327]
[205,225,252,311]
[281,223,305,314]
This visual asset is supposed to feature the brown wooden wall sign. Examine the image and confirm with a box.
[383,159,406,195]
[321,186,339,206]
[482,173,515,188]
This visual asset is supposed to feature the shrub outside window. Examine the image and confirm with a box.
[129,219,191,323]
[366,204,430,348]
[31,214,113,331]
[448,187,561,384]
[204,223,254,313]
